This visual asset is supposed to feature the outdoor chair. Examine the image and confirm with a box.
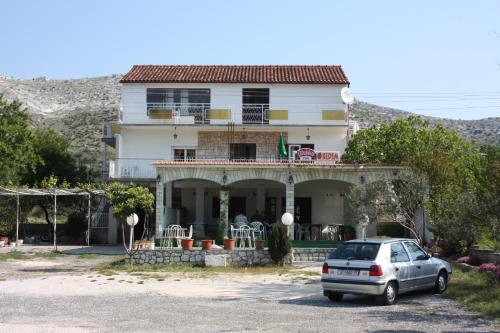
[250,221,266,240]
[232,225,254,248]
[322,225,341,241]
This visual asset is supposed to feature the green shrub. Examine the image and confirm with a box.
[268,222,291,266]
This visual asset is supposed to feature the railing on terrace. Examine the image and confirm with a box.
[146,103,211,123]
[242,104,269,124]
[109,155,342,179]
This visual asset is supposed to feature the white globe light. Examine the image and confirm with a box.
[126,213,139,226]
[281,212,294,226]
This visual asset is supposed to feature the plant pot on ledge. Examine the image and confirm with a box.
[201,240,213,251]
[181,238,194,250]
[223,238,235,250]
[255,239,264,250]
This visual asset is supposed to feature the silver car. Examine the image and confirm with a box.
[321,238,452,305]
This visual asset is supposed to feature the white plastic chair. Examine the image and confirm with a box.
[163,225,185,248]
[250,221,266,240]
[233,225,254,248]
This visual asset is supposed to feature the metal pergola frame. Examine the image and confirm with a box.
[0,188,105,250]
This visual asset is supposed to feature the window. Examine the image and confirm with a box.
[391,243,410,263]
[173,148,196,161]
[404,241,428,261]
[329,243,380,260]
[230,143,256,160]
[146,88,210,105]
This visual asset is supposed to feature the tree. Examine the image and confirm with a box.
[342,116,490,253]
[22,128,86,186]
[0,94,37,185]
[105,183,154,242]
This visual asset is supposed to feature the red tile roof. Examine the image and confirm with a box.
[120,65,349,84]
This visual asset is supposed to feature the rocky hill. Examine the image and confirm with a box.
[0,75,498,160]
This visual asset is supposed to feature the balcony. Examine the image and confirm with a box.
[146,103,215,123]
[109,154,342,180]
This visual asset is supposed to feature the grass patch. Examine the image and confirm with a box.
[0,252,28,261]
[444,264,499,320]
[95,258,295,277]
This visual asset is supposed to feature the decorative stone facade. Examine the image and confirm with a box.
[128,248,336,266]
[197,131,286,160]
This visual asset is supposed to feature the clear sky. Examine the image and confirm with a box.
[1,0,499,120]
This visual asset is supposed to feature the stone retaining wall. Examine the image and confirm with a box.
[470,247,500,264]
[128,247,335,266]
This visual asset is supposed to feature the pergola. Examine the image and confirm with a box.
[0,188,105,250]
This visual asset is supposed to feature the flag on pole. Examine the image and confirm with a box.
[278,133,288,158]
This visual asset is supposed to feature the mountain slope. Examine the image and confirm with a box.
[0,75,498,156]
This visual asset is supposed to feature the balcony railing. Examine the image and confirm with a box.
[109,155,342,179]
[109,159,157,179]
[242,104,269,124]
[147,103,211,123]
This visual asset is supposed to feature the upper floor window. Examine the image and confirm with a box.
[147,88,210,105]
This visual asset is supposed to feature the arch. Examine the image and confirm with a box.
[225,169,287,185]
[158,168,222,185]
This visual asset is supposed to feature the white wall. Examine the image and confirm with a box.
[121,83,347,125]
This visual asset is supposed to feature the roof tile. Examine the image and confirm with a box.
[120,65,349,84]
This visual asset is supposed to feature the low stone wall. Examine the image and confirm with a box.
[470,247,500,264]
[292,248,334,262]
[128,247,336,266]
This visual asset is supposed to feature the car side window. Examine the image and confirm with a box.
[404,242,428,261]
[390,243,410,263]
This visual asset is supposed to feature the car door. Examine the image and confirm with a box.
[403,241,434,289]
[390,242,412,292]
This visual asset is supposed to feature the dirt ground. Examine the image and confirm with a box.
[0,247,498,333]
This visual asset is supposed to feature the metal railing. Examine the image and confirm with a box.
[108,155,343,179]
[146,103,211,123]
[242,104,269,124]
[109,159,157,179]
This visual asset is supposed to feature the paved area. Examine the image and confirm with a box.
[0,253,498,333]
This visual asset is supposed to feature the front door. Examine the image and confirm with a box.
[404,241,435,289]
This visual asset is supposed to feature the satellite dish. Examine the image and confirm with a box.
[281,212,294,226]
[126,213,139,227]
[341,87,354,105]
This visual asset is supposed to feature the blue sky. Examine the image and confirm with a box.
[1,0,499,120]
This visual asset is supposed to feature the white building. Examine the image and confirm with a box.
[103,65,402,243]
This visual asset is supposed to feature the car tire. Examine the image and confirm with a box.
[377,281,398,305]
[328,292,343,302]
[434,271,448,294]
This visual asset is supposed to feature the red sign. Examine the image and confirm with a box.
[295,148,316,160]
[294,148,340,161]
[316,151,340,161]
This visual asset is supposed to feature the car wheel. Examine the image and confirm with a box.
[328,292,343,302]
[377,281,398,305]
[434,271,448,294]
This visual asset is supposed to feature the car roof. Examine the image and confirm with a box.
[343,238,414,245]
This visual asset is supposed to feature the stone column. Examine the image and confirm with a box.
[286,181,295,240]
[193,186,206,238]
[155,179,164,237]
[219,189,229,236]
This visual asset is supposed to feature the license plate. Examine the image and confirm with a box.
[337,269,359,276]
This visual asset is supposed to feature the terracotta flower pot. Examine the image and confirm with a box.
[0,236,9,246]
[255,239,264,250]
[201,240,213,251]
[181,238,194,250]
[223,238,235,250]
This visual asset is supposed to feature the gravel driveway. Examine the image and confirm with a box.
[0,255,498,333]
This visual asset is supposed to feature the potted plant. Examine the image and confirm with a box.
[181,237,194,250]
[0,236,9,247]
[255,236,264,250]
[201,239,213,251]
[223,236,235,250]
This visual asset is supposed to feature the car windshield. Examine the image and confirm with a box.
[328,243,380,260]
